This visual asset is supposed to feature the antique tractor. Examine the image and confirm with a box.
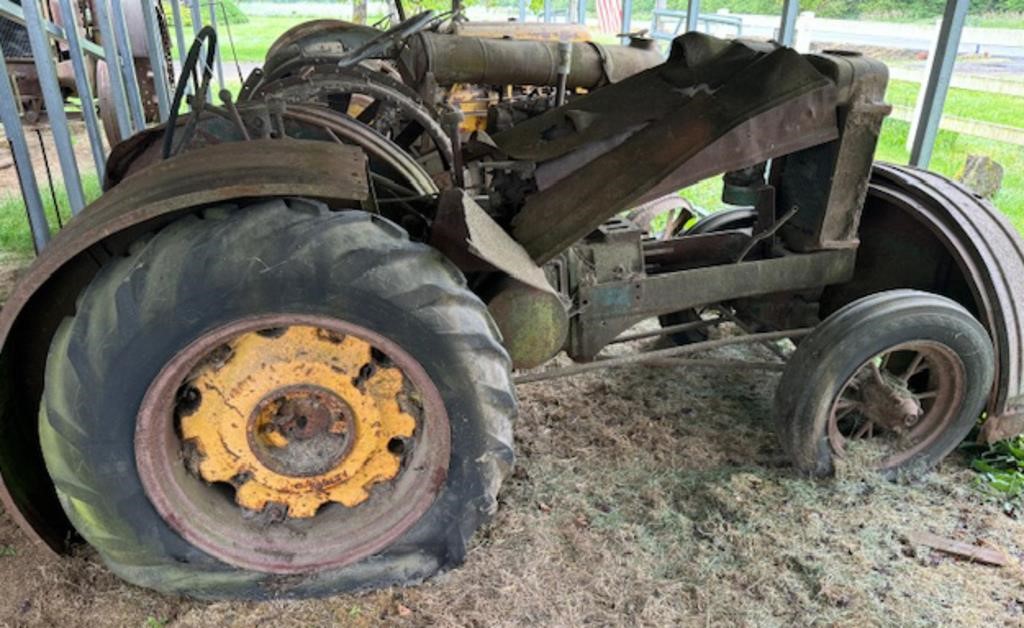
[0,12,1021,599]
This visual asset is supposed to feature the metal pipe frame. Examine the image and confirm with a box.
[92,0,133,139]
[141,0,172,121]
[779,0,799,46]
[685,0,699,32]
[207,0,225,91]
[19,0,85,213]
[190,0,213,104]
[543,0,551,23]
[0,0,105,58]
[0,51,49,251]
[110,0,146,131]
[170,0,188,66]
[909,0,969,168]
[577,0,586,25]
[55,0,107,182]
[620,0,633,43]
[518,0,526,22]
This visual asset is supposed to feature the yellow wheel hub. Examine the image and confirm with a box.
[180,325,416,518]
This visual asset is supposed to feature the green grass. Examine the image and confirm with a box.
[875,118,1024,233]
[886,79,1024,129]
[0,174,102,255]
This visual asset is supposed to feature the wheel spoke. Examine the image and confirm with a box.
[328,93,352,116]
[394,121,425,149]
[915,390,938,401]
[356,99,383,125]
[901,352,927,382]
[852,419,875,440]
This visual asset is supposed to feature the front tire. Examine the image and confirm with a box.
[39,199,516,598]
[774,290,994,477]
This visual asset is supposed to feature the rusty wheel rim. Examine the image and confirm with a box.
[826,341,966,469]
[135,314,450,574]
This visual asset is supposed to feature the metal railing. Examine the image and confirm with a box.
[0,0,226,252]
[650,10,742,45]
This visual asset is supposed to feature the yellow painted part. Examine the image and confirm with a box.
[180,326,415,518]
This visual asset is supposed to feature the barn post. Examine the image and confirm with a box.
[908,0,969,168]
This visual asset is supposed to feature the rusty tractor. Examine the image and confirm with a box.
[0,11,1022,599]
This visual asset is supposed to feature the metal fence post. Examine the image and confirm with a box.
[543,0,551,23]
[518,0,526,22]
[577,0,586,25]
[110,0,146,131]
[0,51,49,250]
[909,0,969,168]
[779,0,799,46]
[141,0,172,121]
[620,0,632,43]
[91,0,133,139]
[793,11,814,53]
[207,0,225,91]
[56,0,107,182]
[189,0,213,103]
[685,0,699,32]
[20,0,85,213]
[171,0,188,67]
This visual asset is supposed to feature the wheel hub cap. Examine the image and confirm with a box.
[180,325,415,518]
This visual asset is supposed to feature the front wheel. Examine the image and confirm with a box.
[774,290,994,477]
[39,200,515,598]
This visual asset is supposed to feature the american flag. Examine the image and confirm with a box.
[597,0,623,34]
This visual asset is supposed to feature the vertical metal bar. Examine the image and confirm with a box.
[620,0,632,43]
[685,0,699,32]
[171,0,188,67]
[56,0,106,182]
[577,0,586,24]
[518,0,526,22]
[0,51,49,250]
[543,0,551,23]
[111,0,146,130]
[141,0,171,121]
[779,0,799,46]
[20,0,85,213]
[909,0,969,168]
[91,0,132,139]
[189,0,212,103]
[208,0,225,91]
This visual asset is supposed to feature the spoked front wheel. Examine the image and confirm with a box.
[775,290,994,477]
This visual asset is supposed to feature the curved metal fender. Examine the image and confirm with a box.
[854,164,1024,440]
[0,139,369,552]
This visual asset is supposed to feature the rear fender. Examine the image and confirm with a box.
[0,139,369,551]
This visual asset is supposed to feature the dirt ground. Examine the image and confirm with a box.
[0,118,100,198]
[1,256,1023,627]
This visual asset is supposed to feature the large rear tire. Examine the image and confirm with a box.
[39,199,516,599]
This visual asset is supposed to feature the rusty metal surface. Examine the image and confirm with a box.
[263,19,380,73]
[136,315,450,574]
[452,21,593,42]
[501,35,838,263]
[865,164,1024,436]
[571,248,856,360]
[826,341,966,468]
[0,139,370,552]
[399,32,662,90]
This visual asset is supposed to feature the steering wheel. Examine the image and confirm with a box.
[163,26,218,159]
[337,10,437,68]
